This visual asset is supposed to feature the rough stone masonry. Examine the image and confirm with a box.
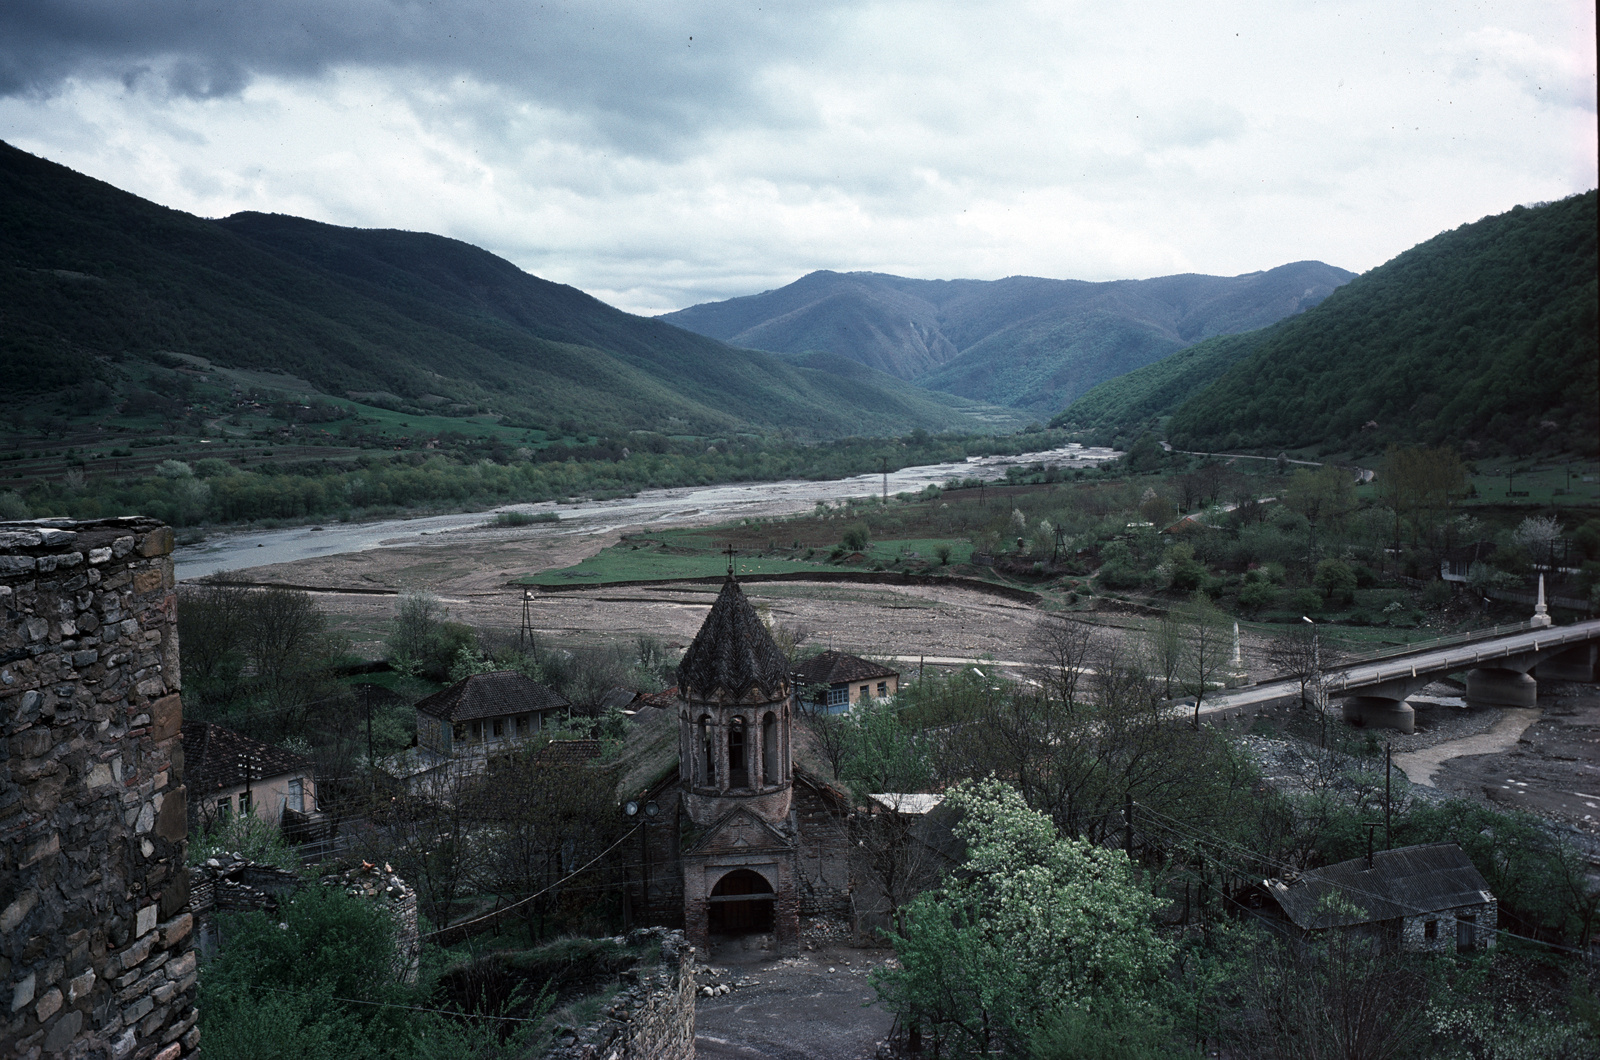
[1,518,196,1060]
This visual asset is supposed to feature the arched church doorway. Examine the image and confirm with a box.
[707,868,775,936]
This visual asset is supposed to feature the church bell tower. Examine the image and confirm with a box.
[674,569,801,954]
[675,572,794,826]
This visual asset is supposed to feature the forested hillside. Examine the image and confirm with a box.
[0,142,1012,440]
[1068,193,1599,458]
[662,262,1353,414]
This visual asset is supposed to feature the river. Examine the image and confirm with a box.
[174,443,1119,580]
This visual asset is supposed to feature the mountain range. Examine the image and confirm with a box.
[0,141,1019,441]
[661,262,1355,415]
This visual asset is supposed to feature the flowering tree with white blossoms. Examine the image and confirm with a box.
[871,778,1172,1057]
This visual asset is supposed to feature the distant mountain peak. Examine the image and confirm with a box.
[661,261,1355,411]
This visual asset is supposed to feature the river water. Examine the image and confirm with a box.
[174,444,1119,580]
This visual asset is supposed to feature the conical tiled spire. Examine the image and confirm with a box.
[677,577,790,701]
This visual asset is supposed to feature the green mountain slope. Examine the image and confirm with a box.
[1050,331,1260,439]
[0,142,1015,439]
[661,263,1354,413]
[1137,193,1597,458]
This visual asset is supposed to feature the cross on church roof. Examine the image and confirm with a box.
[725,542,736,577]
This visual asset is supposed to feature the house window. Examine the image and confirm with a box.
[492,719,503,739]
[860,685,869,701]
[877,681,887,698]
[287,777,304,813]
[238,791,253,817]
[216,797,232,819]
[826,686,848,709]
[1424,919,1437,940]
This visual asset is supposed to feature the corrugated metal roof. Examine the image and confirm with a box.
[792,650,899,687]
[1265,842,1493,929]
[676,577,790,701]
[182,721,312,793]
[413,670,570,723]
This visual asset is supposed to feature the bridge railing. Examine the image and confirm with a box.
[1338,622,1531,667]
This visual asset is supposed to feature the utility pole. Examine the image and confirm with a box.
[519,589,534,654]
[364,684,374,779]
[1385,743,1393,850]
[1303,616,1325,748]
[1123,794,1134,858]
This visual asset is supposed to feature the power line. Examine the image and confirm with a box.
[420,824,640,940]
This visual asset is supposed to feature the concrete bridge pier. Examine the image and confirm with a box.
[1466,667,1537,707]
[1466,648,1548,708]
[1534,643,1599,683]
[1337,674,1431,734]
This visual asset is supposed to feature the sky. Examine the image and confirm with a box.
[1,1,1594,315]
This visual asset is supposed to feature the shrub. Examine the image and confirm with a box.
[1237,579,1279,613]
[1289,587,1323,615]
[1313,559,1358,603]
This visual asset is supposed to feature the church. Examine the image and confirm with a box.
[619,573,855,955]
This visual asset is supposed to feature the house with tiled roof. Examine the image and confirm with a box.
[1257,842,1496,954]
[791,650,900,711]
[413,670,571,759]
[182,721,317,830]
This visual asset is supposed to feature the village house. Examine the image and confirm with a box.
[182,720,317,830]
[413,669,571,759]
[1257,842,1497,954]
[791,650,899,711]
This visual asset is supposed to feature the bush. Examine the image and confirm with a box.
[1420,579,1452,609]
[495,510,558,526]
[1237,579,1279,613]
[1313,559,1358,603]
[841,523,871,551]
[1289,587,1323,615]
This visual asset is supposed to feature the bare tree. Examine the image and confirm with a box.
[1266,624,1343,711]
[1026,616,1095,715]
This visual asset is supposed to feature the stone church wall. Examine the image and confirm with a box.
[1,518,196,1060]
[792,780,852,930]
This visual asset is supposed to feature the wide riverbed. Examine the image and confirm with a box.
[175,444,1118,580]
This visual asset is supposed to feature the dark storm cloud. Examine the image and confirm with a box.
[0,1,830,148]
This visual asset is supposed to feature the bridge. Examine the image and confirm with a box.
[1201,612,1600,733]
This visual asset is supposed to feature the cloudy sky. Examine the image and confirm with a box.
[1,1,1594,315]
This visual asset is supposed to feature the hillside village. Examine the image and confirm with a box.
[1,15,1597,1056]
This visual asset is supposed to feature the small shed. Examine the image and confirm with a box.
[1259,842,1496,954]
[792,651,899,711]
[413,670,570,757]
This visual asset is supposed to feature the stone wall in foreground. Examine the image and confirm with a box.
[1,518,195,1060]
[546,928,696,1060]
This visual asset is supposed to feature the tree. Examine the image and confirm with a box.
[1313,558,1358,603]
[872,779,1171,1058]
[1512,514,1563,572]
[1378,445,1466,557]
[838,700,941,934]
[1176,593,1232,727]
[1265,623,1342,712]
[1283,465,1358,568]
[1027,617,1095,716]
